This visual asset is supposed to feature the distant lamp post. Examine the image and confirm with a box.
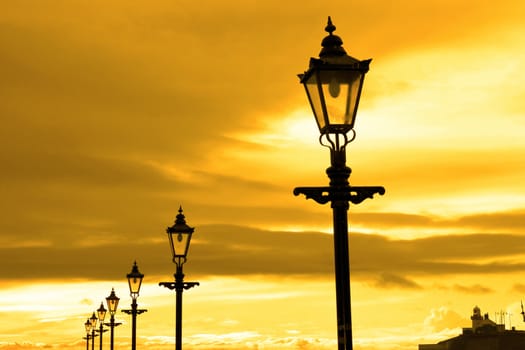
[89,312,98,350]
[105,288,122,350]
[84,318,92,350]
[159,206,199,350]
[294,17,385,350]
[122,261,148,350]
[96,302,108,350]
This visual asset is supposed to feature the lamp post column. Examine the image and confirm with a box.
[89,313,98,350]
[122,296,147,350]
[99,324,104,350]
[84,330,91,350]
[84,319,91,350]
[293,17,385,350]
[110,317,114,350]
[96,302,107,350]
[175,265,184,350]
[105,288,121,350]
[329,148,353,350]
[131,299,138,350]
[159,207,199,350]
[109,315,115,350]
[159,263,199,350]
[122,261,147,350]
[91,328,96,350]
[295,142,384,350]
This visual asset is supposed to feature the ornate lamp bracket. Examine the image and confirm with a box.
[158,281,200,291]
[348,186,385,204]
[293,186,331,204]
[294,185,385,205]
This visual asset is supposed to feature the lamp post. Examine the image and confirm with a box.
[294,17,385,350]
[89,312,98,350]
[96,302,108,350]
[105,288,122,350]
[159,206,199,350]
[84,318,92,350]
[122,261,148,350]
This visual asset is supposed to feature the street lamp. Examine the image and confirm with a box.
[89,312,98,350]
[294,17,385,350]
[105,288,122,350]
[96,302,108,350]
[122,261,148,350]
[159,206,199,350]
[84,318,92,350]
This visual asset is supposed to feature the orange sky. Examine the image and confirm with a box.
[2,1,525,350]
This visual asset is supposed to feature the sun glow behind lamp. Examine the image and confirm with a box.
[294,16,385,350]
[122,261,148,350]
[159,206,200,350]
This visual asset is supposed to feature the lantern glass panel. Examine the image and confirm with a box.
[303,72,326,132]
[97,303,107,322]
[90,313,97,328]
[317,69,364,132]
[168,231,191,260]
[106,289,120,314]
[107,299,118,313]
[84,319,91,334]
[128,275,142,295]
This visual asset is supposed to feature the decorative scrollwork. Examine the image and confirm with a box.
[158,281,200,291]
[293,185,385,205]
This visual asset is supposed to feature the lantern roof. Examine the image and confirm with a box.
[297,16,372,137]
[300,17,371,84]
[319,16,346,57]
[167,206,194,234]
[127,260,144,280]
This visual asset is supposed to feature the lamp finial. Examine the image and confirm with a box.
[175,207,187,225]
[320,16,346,57]
[325,16,336,35]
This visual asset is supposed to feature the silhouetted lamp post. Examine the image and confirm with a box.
[105,288,121,350]
[90,312,98,350]
[96,302,108,350]
[294,17,385,350]
[84,318,92,350]
[122,261,148,350]
[159,207,199,350]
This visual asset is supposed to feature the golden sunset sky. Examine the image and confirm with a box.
[2,1,525,350]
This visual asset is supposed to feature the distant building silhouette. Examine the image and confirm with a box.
[419,306,525,350]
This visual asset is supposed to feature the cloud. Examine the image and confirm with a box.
[423,307,465,332]
[2,2,525,350]
[3,223,525,283]
[2,1,525,271]
[79,298,93,306]
[511,283,525,294]
[352,208,525,234]
[372,273,422,290]
[454,211,525,232]
[452,284,493,294]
